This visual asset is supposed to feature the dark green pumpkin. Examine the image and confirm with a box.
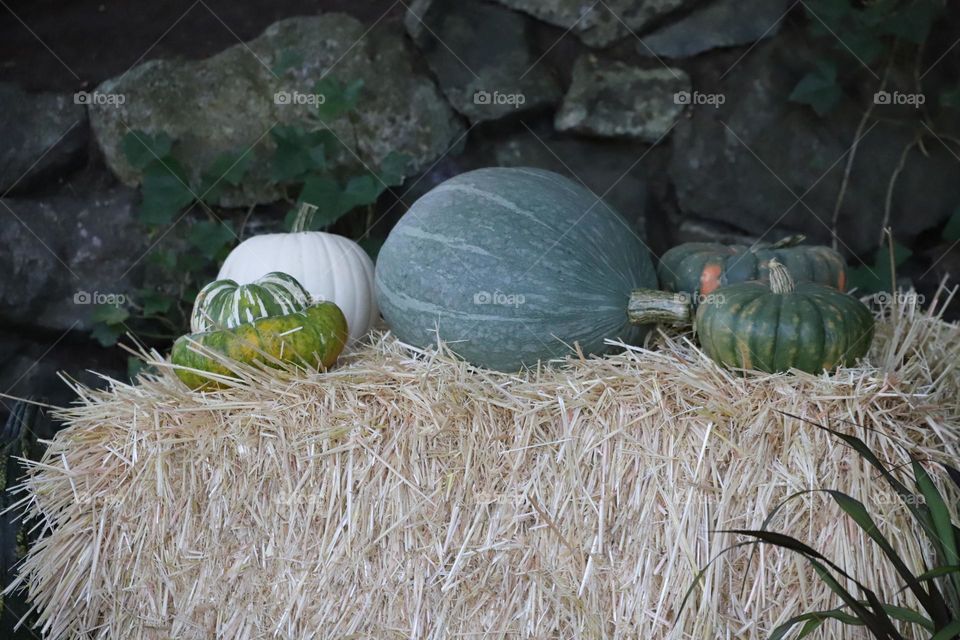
[695,260,873,374]
[659,235,847,303]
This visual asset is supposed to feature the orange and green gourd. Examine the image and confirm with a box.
[171,301,348,390]
[695,259,874,374]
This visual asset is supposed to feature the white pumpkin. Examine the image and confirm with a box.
[217,204,378,343]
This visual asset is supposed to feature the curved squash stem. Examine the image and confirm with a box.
[627,289,692,326]
[767,259,795,294]
[293,201,318,233]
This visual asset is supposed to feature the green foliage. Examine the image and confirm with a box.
[680,413,960,639]
[847,239,912,295]
[790,1,947,115]
[790,60,843,116]
[90,71,409,355]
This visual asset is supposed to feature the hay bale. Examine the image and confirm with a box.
[7,295,960,639]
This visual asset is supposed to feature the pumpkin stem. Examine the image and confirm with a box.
[766,234,806,249]
[767,259,796,294]
[292,202,318,233]
[627,289,692,326]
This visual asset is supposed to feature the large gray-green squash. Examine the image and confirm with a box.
[375,167,681,371]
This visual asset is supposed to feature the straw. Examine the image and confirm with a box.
[6,288,959,639]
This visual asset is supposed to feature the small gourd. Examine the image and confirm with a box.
[190,272,312,333]
[695,259,874,374]
[171,302,348,390]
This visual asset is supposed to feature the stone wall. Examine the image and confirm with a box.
[2,0,959,416]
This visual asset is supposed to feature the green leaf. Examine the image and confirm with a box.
[298,175,352,227]
[828,490,937,614]
[342,174,384,209]
[846,240,912,295]
[122,130,174,170]
[913,459,959,565]
[314,77,364,120]
[187,220,236,260]
[880,0,941,44]
[91,322,125,347]
[270,126,332,182]
[139,158,195,225]
[147,249,178,273]
[932,621,960,640]
[127,357,146,380]
[91,303,130,325]
[199,150,253,204]
[377,151,409,187]
[138,288,173,317]
[789,61,842,117]
[941,88,960,109]
[271,48,303,76]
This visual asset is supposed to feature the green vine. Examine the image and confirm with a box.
[91,71,408,363]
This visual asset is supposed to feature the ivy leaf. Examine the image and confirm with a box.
[342,174,384,209]
[92,303,130,325]
[91,322,125,347]
[841,31,886,66]
[147,249,178,273]
[314,78,364,121]
[377,151,409,187]
[139,158,195,225]
[941,88,960,109]
[271,48,303,76]
[138,288,174,316]
[199,150,253,203]
[271,126,331,182]
[91,303,130,347]
[298,175,351,227]
[187,220,236,260]
[127,357,147,380]
[880,0,941,44]
[846,240,912,294]
[122,130,174,170]
[789,61,842,117]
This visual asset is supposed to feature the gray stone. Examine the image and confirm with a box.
[88,14,464,207]
[406,0,561,123]
[0,185,144,333]
[460,121,661,237]
[0,83,88,195]
[637,0,789,58]
[493,0,697,47]
[668,31,960,257]
[555,55,689,143]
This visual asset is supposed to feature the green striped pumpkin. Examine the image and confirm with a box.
[696,260,874,374]
[190,272,312,333]
[172,302,348,390]
[659,235,847,303]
